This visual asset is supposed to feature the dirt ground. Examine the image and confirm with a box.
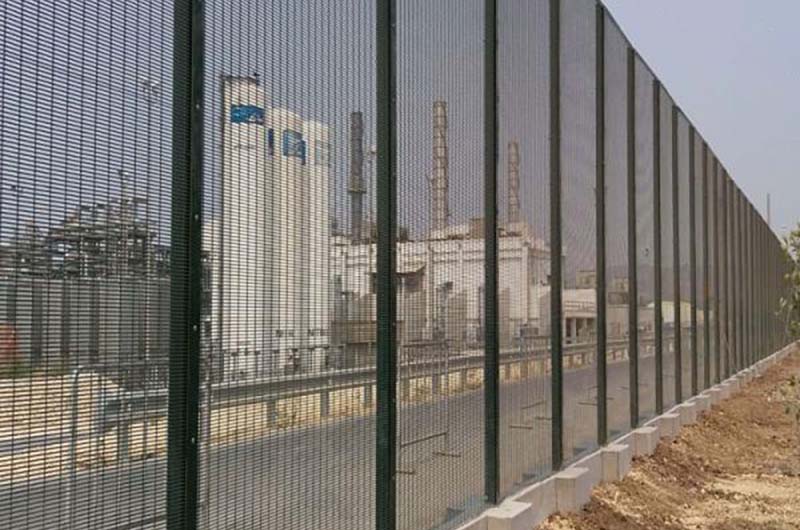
[539,347,800,530]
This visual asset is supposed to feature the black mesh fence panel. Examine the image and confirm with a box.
[634,58,656,422]
[498,0,552,494]
[0,2,173,528]
[0,2,792,530]
[560,0,597,461]
[199,2,376,529]
[659,88,676,409]
[603,17,630,438]
[395,2,486,528]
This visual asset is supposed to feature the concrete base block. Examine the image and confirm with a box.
[629,426,660,457]
[555,467,592,513]
[602,444,632,483]
[690,394,711,414]
[573,451,603,486]
[703,387,722,405]
[655,412,681,439]
[718,382,732,400]
[726,377,741,394]
[674,402,697,426]
[510,477,556,528]
[486,501,534,530]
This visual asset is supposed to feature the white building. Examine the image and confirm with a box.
[204,76,331,379]
[330,219,553,365]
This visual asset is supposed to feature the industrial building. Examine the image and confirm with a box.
[203,75,331,380]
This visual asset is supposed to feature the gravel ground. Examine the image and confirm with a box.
[539,343,800,530]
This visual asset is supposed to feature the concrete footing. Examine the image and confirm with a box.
[690,394,711,414]
[628,426,660,456]
[554,467,593,513]
[648,412,680,440]
[703,387,722,405]
[674,402,698,426]
[486,501,535,530]
[602,444,632,482]
[508,477,556,528]
[454,343,796,530]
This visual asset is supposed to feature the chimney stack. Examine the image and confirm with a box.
[349,111,365,243]
[507,141,521,225]
[431,101,449,235]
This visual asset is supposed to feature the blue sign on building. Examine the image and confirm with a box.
[230,104,265,125]
[282,129,307,164]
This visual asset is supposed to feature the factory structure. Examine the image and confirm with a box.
[203,75,331,378]
[206,75,605,379]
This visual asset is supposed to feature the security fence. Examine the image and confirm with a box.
[0,1,793,530]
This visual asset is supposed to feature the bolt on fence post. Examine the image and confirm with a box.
[595,3,608,446]
[549,0,564,471]
[688,126,698,396]
[702,142,711,389]
[626,46,639,428]
[484,0,500,504]
[166,0,204,528]
[652,80,663,415]
[671,105,682,403]
[375,0,397,527]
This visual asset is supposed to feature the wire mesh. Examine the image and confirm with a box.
[658,88,676,409]
[0,2,793,530]
[198,2,376,529]
[394,1,487,528]
[676,113,692,400]
[0,1,172,528]
[498,0,552,494]
[603,16,630,438]
[560,0,598,461]
[634,57,656,422]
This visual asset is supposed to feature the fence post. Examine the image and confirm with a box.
[702,142,711,389]
[594,3,608,446]
[375,0,397,527]
[671,105,682,403]
[688,125,698,396]
[652,80,663,415]
[484,0,500,504]
[736,188,743,371]
[626,46,639,428]
[166,0,204,528]
[550,0,564,471]
[712,157,721,383]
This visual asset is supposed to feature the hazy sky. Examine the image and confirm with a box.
[602,0,800,237]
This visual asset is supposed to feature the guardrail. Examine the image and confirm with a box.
[96,336,645,461]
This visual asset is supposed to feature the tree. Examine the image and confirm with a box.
[782,223,800,339]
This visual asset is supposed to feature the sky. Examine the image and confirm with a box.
[601,0,800,237]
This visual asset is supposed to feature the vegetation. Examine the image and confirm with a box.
[782,223,800,339]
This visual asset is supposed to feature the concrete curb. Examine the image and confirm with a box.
[453,342,798,530]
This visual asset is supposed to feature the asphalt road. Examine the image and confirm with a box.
[0,348,700,530]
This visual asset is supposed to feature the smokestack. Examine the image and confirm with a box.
[767,193,771,228]
[432,100,449,235]
[349,111,365,243]
[507,141,521,225]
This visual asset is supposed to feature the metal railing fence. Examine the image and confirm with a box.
[0,1,793,529]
